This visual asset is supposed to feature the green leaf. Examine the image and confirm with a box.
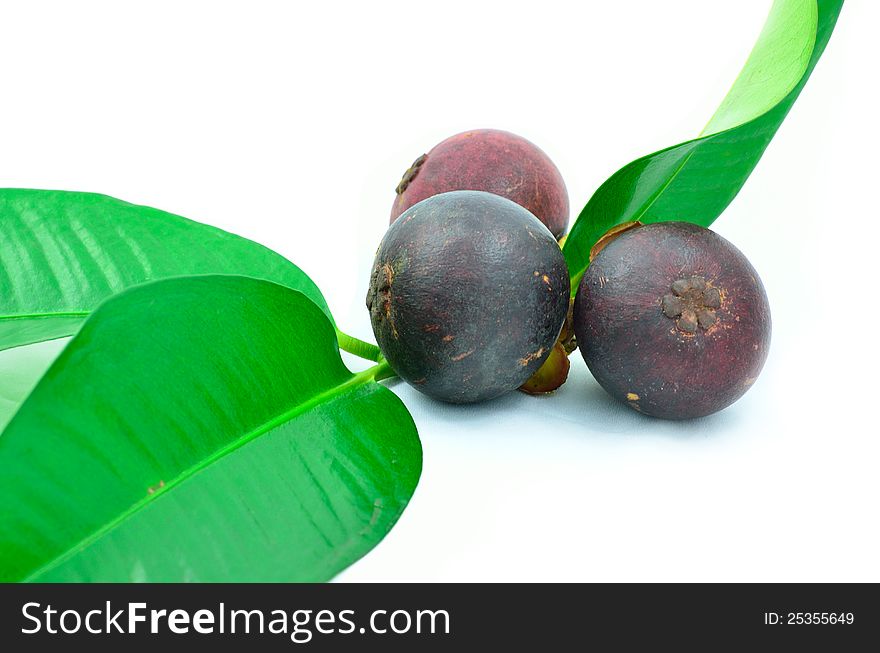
[0,338,68,432]
[562,0,843,291]
[0,189,332,351]
[0,275,421,582]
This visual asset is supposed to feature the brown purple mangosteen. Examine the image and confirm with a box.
[368,190,569,403]
[391,129,570,239]
[573,221,771,419]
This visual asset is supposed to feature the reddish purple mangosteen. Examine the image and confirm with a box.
[573,222,771,419]
[391,129,570,239]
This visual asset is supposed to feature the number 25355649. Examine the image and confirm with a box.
[764,612,854,625]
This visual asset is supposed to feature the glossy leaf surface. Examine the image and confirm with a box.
[0,276,421,582]
[0,189,331,351]
[562,0,843,291]
[0,338,68,432]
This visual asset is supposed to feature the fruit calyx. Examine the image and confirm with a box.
[557,298,577,354]
[519,299,576,395]
[661,275,721,334]
[366,262,398,338]
[395,154,427,195]
[519,341,570,395]
[589,220,643,263]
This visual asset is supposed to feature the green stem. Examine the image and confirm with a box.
[372,358,397,382]
[335,329,382,362]
[335,330,398,382]
[352,358,397,384]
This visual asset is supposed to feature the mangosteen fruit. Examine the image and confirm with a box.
[573,221,771,419]
[391,129,570,239]
[368,190,570,403]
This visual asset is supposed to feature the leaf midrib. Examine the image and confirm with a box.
[567,149,697,294]
[0,311,89,322]
[563,0,826,291]
[22,365,379,582]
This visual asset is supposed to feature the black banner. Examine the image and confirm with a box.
[1,583,876,650]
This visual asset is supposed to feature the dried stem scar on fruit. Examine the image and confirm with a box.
[368,190,569,403]
[573,221,771,419]
[391,129,570,239]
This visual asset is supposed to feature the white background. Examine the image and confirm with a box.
[2,1,877,581]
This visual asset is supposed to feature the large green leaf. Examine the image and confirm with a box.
[0,189,331,351]
[0,338,68,432]
[0,275,421,582]
[562,0,843,291]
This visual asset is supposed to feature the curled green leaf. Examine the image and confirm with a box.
[563,0,843,293]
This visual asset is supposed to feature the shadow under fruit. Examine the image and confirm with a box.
[573,222,771,419]
[390,129,570,239]
[368,190,569,403]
